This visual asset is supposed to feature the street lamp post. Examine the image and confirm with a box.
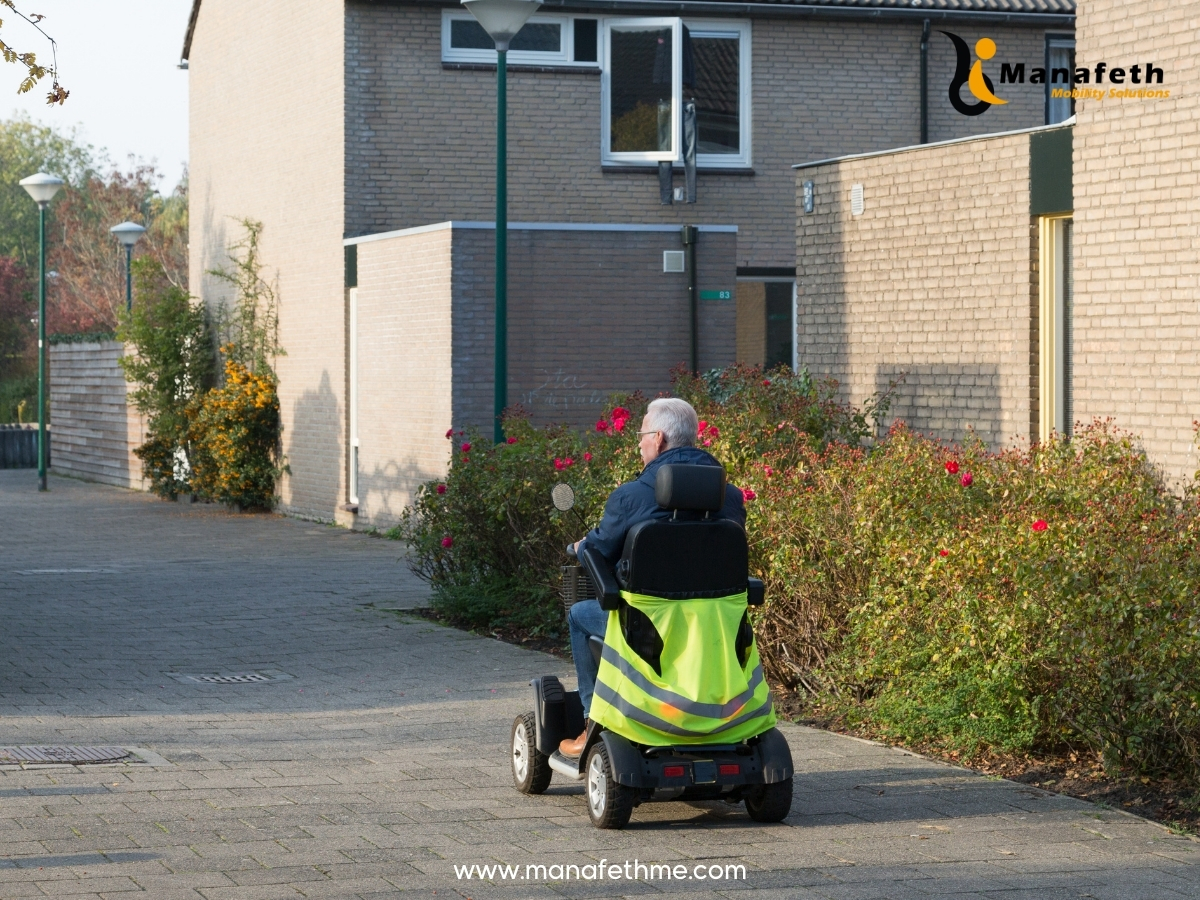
[461,0,540,444]
[110,222,147,313]
[19,172,64,492]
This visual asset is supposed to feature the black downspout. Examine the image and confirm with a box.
[920,18,931,144]
[682,225,698,372]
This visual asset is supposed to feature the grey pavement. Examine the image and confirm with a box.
[0,469,1196,900]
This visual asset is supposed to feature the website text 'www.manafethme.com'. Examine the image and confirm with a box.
[455,860,747,883]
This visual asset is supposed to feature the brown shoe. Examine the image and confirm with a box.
[558,724,588,758]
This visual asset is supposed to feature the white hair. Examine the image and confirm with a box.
[646,398,698,450]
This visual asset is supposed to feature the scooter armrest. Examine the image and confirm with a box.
[747,577,765,607]
[581,546,622,611]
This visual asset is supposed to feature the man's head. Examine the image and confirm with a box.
[638,397,699,466]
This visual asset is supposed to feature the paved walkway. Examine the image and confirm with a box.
[0,470,1196,899]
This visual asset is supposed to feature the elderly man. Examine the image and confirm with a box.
[559,397,746,757]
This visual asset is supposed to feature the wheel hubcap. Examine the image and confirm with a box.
[513,723,529,782]
[588,752,607,817]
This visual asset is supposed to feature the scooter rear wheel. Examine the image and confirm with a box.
[511,713,552,794]
[745,779,793,823]
[586,743,635,829]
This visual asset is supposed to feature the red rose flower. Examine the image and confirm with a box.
[584,452,592,462]
[595,419,609,432]
[1032,519,1048,532]
[507,436,517,444]
[707,425,720,438]
[436,484,446,495]
[742,488,756,501]
[611,407,630,420]
[939,549,949,557]
[445,428,454,439]
[441,536,453,548]
[554,458,566,471]
[703,439,712,447]
[460,442,471,453]
[945,460,960,474]
[612,418,626,432]
[698,419,708,433]
[763,466,774,477]
[564,457,575,467]
[762,379,771,387]
[960,472,973,487]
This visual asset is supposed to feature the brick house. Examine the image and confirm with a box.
[792,0,1198,485]
[184,0,1073,525]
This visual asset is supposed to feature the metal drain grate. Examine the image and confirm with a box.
[191,673,272,684]
[0,746,131,765]
[167,670,293,685]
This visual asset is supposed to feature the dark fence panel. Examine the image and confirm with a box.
[0,425,49,469]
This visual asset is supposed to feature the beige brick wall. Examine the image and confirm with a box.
[345,4,1062,269]
[1072,0,1200,483]
[49,341,148,490]
[796,131,1040,448]
[189,0,347,520]
[351,222,737,527]
[353,228,454,526]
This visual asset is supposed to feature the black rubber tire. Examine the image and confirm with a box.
[511,713,552,794]
[585,743,635,829]
[745,779,793,823]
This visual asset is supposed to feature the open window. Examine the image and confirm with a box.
[602,18,751,167]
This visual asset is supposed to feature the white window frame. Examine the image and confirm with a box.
[687,20,753,169]
[601,17,682,165]
[442,11,598,67]
[601,18,751,168]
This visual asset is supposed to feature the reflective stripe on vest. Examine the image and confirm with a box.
[589,589,777,746]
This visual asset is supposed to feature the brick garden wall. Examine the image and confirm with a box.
[48,341,147,490]
[1072,0,1200,484]
[351,223,737,528]
[344,3,1060,270]
[795,130,1041,449]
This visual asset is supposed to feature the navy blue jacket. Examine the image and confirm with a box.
[578,446,746,564]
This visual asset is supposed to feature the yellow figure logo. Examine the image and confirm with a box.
[968,38,1007,105]
[941,31,1002,117]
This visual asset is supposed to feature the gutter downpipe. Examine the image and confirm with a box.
[920,18,931,144]
[682,225,698,372]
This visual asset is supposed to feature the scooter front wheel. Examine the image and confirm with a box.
[585,742,635,829]
[511,713,552,794]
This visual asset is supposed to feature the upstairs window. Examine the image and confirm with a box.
[602,18,751,167]
[442,11,599,67]
[1045,34,1076,124]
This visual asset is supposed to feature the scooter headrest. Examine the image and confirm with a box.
[654,464,726,512]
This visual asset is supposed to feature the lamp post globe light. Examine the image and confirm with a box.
[461,0,540,444]
[110,221,147,313]
[18,172,65,492]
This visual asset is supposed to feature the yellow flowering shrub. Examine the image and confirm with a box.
[187,352,283,510]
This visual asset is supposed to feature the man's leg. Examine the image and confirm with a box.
[562,598,606,756]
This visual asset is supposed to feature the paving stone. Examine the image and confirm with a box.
[2,471,1196,900]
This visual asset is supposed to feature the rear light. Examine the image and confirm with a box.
[719,764,740,775]
[662,765,686,778]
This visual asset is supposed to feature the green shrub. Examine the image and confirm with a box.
[399,366,1200,783]
[0,373,35,423]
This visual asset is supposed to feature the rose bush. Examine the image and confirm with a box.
[399,365,1200,782]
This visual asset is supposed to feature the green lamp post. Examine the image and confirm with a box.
[19,172,65,492]
[110,221,147,312]
[461,0,541,444]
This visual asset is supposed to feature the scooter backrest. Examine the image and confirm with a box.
[618,518,748,599]
[654,464,726,512]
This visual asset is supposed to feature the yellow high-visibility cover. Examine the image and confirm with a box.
[590,590,776,746]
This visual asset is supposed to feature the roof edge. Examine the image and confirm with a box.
[366,0,1074,27]
[792,117,1074,170]
[344,221,738,245]
[182,0,201,62]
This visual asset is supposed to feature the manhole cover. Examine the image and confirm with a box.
[0,746,131,765]
[167,670,293,685]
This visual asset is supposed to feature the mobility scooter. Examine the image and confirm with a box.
[510,464,794,829]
